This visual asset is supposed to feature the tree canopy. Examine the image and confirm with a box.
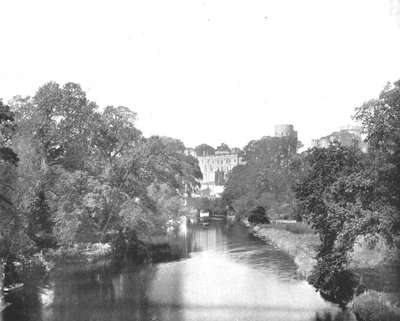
[293,79,400,304]
[223,135,301,219]
[1,82,203,254]
[195,143,215,156]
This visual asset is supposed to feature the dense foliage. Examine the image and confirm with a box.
[222,134,301,220]
[354,80,400,249]
[248,206,270,224]
[295,143,371,303]
[194,144,215,156]
[0,82,202,260]
[295,80,400,304]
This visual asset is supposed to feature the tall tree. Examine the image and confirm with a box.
[0,101,25,305]
[354,79,400,248]
[9,82,98,249]
[223,135,300,219]
[294,143,371,303]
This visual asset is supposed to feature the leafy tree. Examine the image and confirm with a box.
[91,105,141,165]
[216,143,230,152]
[248,206,270,224]
[294,143,374,303]
[2,82,203,261]
[223,135,301,219]
[354,79,400,248]
[195,143,215,156]
[8,83,99,249]
[0,101,18,165]
[0,101,29,304]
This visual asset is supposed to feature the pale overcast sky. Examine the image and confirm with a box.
[1,0,400,149]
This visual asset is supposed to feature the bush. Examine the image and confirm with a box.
[248,206,270,224]
[352,291,400,321]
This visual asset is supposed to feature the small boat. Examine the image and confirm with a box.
[4,283,24,293]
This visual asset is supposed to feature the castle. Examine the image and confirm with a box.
[187,124,297,197]
[274,124,298,139]
[311,125,367,151]
[197,150,243,196]
[184,146,243,197]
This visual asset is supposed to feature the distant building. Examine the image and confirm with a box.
[186,146,243,197]
[184,148,196,157]
[340,125,362,137]
[311,125,367,151]
[275,124,298,139]
[189,125,298,197]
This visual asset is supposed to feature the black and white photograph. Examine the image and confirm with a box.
[1,1,400,320]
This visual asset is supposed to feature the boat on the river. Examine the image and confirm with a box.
[4,283,24,293]
[199,210,210,218]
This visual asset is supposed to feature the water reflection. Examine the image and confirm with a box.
[3,219,356,321]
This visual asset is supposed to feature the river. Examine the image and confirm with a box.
[2,218,356,321]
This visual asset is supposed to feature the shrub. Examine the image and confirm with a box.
[352,291,400,321]
[248,206,270,224]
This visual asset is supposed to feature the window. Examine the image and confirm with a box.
[210,166,213,171]
[204,166,207,172]
[234,159,237,163]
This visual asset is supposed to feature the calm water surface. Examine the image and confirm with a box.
[3,219,356,321]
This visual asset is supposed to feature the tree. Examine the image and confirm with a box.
[216,143,230,152]
[195,144,215,156]
[0,101,27,306]
[0,100,18,165]
[2,82,203,261]
[354,79,400,248]
[91,106,141,165]
[8,83,100,249]
[223,135,301,219]
[248,206,270,224]
[294,143,374,304]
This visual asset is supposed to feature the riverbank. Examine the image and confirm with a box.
[249,223,318,279]
[247,221,400,321]
[39,242,114,267]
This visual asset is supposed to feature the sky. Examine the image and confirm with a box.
[1,0,400,149]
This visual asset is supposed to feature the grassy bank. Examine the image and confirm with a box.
[248,221,400,321]
[351,291,400,321]
[43,242,113,265]
[250,222,318,278]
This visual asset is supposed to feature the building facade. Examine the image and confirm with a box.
[187,147,243,197]
[198,150,242,186]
